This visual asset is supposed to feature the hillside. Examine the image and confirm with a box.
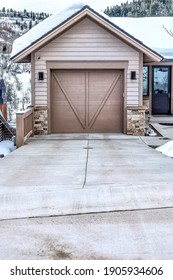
[0,8,49,121]
[104,0,173,17]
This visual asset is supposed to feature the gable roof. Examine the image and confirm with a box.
[11,4,163,63]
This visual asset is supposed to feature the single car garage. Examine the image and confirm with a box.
[11,4,162,138]
[51,69,124,133]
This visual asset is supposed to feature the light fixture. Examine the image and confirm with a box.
[131,71,137,80]
[38,72,44,80]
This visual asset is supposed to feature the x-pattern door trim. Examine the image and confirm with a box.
[53,71,121,130]
[88,73,121,129]
[53,73,86,129]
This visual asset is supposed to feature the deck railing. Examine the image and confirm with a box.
[16,107,34,148]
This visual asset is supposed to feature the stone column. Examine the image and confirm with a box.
[34,106,48,135]
[127,106,146,136]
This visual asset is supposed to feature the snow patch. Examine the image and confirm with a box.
[0,140,16,157]
[156,140,173,157]
[66,2,87,11]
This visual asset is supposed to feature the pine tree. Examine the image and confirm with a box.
[29,20,32,30]
[104,0,173,17]
[32,13,36,21]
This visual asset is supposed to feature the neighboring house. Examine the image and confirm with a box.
[10,4,173,136]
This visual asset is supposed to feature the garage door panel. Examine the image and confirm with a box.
[53,71,86,106]
[51,107,85,132]
[88,71,116,122]
[89,88,123,133]
[51,104,86,132]
[51,69,123,133]
[51,72,86,132]
[88,71,122,129]
[56,72,86,101]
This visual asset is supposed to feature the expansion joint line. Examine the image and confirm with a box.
[82,138,90,189]
[139,136,148,146]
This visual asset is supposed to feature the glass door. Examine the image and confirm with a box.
[152,66,171,114]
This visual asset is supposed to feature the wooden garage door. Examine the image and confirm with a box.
[51,70,123,133]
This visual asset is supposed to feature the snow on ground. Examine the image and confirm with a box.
[3,69,31,121]
[16,72,31,92]
[156,140,173,157]
[0,140,16,157]
[16,72,31,112]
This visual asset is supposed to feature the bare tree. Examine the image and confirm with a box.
[163,25,173,37]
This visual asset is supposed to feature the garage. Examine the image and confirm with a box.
[11,4,164,138]
[51,69,124,133]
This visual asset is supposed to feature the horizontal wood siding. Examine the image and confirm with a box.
[34,17,139,106]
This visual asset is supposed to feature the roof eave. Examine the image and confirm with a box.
[11,6,91,62]
[87,8,163,62]
[11,5,163,63]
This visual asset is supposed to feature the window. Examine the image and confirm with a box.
[143,66,149,96]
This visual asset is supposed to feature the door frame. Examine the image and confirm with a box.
[47,61,127,133]
[152,65,171,115]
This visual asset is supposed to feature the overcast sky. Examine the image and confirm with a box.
[0,0,128,13]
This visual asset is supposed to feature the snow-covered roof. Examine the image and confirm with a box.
[110,17,173,59]
[11,3,88,60]
[11,3,173,61]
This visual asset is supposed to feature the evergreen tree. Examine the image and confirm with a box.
[104,0,173,17]
[29,20,32,30]
[32,13,36,21]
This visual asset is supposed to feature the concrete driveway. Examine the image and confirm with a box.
[0,133,173,260]
[0,134,173,219]
[0,208,173,260]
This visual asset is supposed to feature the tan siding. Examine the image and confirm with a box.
[31,53,35,106]
[127,88,139,92]
[127,101,139,105]
[36,54,139,59]
[34,17,140,106]
[35,96,47,104]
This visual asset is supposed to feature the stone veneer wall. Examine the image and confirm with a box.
[127,106,146,136]
[33,105,146,136]
[34,106,48,135]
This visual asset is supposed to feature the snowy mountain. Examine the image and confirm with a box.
[0,8,49,121]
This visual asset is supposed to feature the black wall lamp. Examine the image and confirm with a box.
[131,71,137,80]
[38,72,44,80]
